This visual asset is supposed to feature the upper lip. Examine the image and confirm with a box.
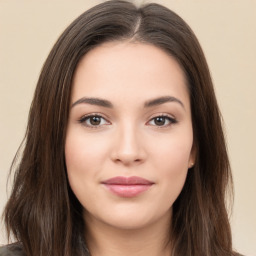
[102,176,154,185]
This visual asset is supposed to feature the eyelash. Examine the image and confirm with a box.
[78,114,110,128]
[78,114,177,129]
[147,114,177,127]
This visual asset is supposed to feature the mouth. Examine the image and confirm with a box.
[101,176,154,198]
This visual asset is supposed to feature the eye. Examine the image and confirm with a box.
[147,115,177,127]
[79,115,110,128]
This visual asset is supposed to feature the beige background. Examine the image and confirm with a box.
[0,0,255,255]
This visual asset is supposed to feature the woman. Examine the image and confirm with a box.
[1,1,241,255]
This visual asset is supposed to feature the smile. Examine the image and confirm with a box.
[101,176,154,198]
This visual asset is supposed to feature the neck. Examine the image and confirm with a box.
[84,212,172,256]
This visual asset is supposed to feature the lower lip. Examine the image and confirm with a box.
[103,184,152,198]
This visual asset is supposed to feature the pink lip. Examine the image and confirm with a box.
[102,176,154,198]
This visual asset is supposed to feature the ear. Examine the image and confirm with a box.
[188,143,197,169]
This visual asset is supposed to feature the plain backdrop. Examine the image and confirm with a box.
[0,0,255,255]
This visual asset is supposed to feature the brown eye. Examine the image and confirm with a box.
[148,115,177,127]
[89,116,102,126]
[79,115,109,128]
[154,116,166,126]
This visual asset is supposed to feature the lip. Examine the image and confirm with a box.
[101,176,154,198]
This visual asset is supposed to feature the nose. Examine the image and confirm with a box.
[111,124,146,166]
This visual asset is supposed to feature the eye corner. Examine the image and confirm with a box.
[146,114,178,128]
[78,114,111,129]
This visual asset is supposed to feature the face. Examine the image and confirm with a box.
[65,42,195,230]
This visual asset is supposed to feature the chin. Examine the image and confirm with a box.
[84,204,172,231]
[106,215,153,230]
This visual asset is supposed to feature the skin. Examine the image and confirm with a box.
[65,41,195,256]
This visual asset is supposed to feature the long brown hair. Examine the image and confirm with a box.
[3,1,237,255]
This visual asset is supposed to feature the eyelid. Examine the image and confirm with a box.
[78,113,111,128]
[146,114,178,127]
[77,112,177,128]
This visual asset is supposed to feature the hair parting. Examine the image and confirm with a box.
[3,1,239,256]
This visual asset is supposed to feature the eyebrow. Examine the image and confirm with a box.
[71,97,113,108]
[71,96,184,109]
[144,96,184,109]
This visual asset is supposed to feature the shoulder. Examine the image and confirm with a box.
[0,243,25,256]
[233,253,245,256]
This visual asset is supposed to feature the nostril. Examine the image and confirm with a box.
[110,130,147,165]
[112,154,145,166]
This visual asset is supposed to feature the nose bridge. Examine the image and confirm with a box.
[112,120,145,164]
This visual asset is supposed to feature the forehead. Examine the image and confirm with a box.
[71,41,189,108]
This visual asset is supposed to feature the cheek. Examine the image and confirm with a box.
[65,132,101,208]
[65,131,109,174]
[151,129,193,171]
[65,130,114,204]
[159,144,190,184]
[150,131,193,200]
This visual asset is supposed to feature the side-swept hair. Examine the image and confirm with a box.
[3,1,236,255]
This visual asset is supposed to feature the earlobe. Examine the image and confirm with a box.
[188,162,194,169]
[188,144,197,169]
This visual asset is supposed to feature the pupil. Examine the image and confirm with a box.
[155,117,165,126]
[90,116,101,125]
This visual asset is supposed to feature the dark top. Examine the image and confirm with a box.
[0,243,244,256]
[0,243,25,256]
